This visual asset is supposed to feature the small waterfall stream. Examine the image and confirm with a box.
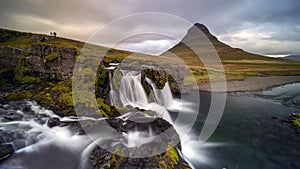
[108,70,118,105]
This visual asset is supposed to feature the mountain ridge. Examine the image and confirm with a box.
[164,23,280,61]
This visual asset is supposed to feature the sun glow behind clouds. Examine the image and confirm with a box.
[114,39,178,55]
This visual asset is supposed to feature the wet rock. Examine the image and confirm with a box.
[0,144,14,161]
[89,117,190,169]
[47,117,60,128]
[12,139,26,150]
[0,136,5,144]
[280,119,289,123]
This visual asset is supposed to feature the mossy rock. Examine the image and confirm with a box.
[14,66,40,84]
[45,51,59,62]
[292,113,300,128]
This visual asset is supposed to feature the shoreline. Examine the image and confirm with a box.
[198,76,300,92]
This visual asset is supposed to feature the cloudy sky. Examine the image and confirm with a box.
[1,0,300,56]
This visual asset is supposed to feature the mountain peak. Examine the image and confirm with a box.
[164,23,273,61]
[184,23,217,41]
[193,23,210,34]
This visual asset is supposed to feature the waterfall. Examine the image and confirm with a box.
[113,69,202,168]
[1,66,201,169]
[119,71,149,108]
[117,70,180,111]
[108,70,118,105]
[161,81,174,108]
[145,77,162,104]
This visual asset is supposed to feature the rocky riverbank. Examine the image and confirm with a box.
[0,29,193,168]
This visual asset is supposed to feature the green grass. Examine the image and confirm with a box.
[0,36,35,48]
[2,27,300,88]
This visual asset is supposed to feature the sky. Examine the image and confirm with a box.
[1,0,300,56]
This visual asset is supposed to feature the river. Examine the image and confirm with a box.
[0,81,299,169]
[190,83,300,169]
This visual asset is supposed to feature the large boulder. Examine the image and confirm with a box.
[24,45,76,81]
[0,46,23,68]
[89,116,191,169]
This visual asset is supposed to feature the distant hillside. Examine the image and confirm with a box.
[282,55,300,61]
[0,27,299,85]
[162,23,300,82]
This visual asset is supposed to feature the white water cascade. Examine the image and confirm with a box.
[108,70,118,105]
[0,100,108,169]
[119,71,149,109]
[115,70,206,168]
[0,68,203,169]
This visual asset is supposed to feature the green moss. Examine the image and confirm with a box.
[96,65,108,86]
[109,149,125,169]
[96,98,111,117]
[165,144,179,166]
[45,52,59,62]
[6,80,75,112]
[158,144,180,169]
[293,119,300,128]
[6,90,35,100]
[112,70,123,91]
[34,89,55,107]
[292,113,300,128]
[144,69,168,90]
[14,66,40,84]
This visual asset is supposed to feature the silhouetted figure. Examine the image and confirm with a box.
[50,32,53,36]
[53,32,57,37]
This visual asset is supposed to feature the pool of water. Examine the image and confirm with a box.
[192,83,300,169]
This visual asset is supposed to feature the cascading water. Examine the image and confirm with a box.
[1,66,202,169]
[115,69,202,168]
[145,77,163,104]
[108,70,118,105]
[119,71,149,109]
[0,100,103,169]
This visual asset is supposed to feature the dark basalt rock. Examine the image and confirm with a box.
[47,117,61,128]
[0,43,77,83]
[25,44,76,81]
[89,116,191,169]
[0,46,23,69]
[0,144,14,162]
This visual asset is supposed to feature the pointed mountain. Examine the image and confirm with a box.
[163,23,277,61]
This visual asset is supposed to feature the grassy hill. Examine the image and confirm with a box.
[163,23,300,83]
[1,26,300,86]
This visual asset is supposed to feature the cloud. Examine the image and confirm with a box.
[115,39,178,55]
[219,22,300,55]
[1,0,300,55]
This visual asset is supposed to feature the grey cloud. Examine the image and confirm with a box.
[0,0,300,55]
